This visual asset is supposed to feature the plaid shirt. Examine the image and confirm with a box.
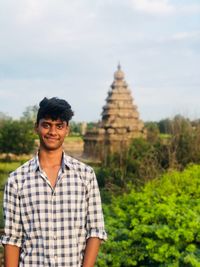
[1,153,107,266]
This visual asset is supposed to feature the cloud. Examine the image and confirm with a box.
[0,0,199,122]
[135,85,200,121]
[129,0,200,16]
[171,31,200,41]
[178,3,200,15]
[130,0,175,15]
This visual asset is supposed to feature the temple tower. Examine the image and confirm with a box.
[84,65,145,159]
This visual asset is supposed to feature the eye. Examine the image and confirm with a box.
[42,123,50,129]
[57,124,64,129]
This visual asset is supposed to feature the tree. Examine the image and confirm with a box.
[96,115,200,194]
[167,115,200,168]
[0,120,36,155]
[70,121,81,135]
[158,118,171,134]
[156,115,200,169]
[21,105,38,122]
[145,121,160,143]
[96,138,163,192]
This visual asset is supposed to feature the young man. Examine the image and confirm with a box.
[1,97,107,267]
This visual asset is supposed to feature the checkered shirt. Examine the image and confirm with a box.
[1,153,107,266]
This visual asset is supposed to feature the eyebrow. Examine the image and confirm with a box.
[41,121,65,125]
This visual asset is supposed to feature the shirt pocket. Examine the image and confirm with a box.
[61,175,87,228]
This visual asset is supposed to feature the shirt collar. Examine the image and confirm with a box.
[30,152,76,172]
[63,153,77,170]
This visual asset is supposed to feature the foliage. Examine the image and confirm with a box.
[96,138,164,194]
[158,118,172,134]
[145,121,160,143]
[97,165,200,267]
[165,115,200,168]
[96,115,200,194]
[21,105,38,122]
[70,121,82,135]
[65,136,83,142]
[86,121,98,130]
[0,119,36,155]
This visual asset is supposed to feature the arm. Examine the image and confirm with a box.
[82,237,101,267]
[1,176,23,265]
[86,170,107,242]
[4,244,20,267]
[83,170,107,266]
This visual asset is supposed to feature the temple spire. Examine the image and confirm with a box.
[117,62,121,70]
[83,65,146,159]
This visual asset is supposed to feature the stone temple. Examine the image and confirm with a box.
[83,64,145,160]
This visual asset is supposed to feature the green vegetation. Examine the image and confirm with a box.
[0,120,36,155]
[94,115,200,266]
[96,115,200,196]
[70,121,82,135]
[65,136,83,142]
[1,161,200,266]
[97,165,200,267]
[1,111,200,266]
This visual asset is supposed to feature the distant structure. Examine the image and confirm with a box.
[83,64,145,159]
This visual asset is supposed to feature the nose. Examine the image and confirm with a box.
[48,125,57,135]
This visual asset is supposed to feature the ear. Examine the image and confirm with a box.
[65,125,70,136]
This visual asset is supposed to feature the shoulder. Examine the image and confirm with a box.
[64,154,94,174]
[63,154,96,185]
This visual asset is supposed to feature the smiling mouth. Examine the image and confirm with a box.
[45,137,59,141]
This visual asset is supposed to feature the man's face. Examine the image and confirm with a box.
[35,118,69,151]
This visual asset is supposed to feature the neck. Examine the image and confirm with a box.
[38,147,63,167]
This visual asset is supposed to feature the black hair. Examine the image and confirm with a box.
[36,97,74,124]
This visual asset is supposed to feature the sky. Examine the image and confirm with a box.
[0,0,199,122]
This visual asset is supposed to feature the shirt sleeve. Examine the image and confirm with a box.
[86,170,107,241]
[1,175,23,247]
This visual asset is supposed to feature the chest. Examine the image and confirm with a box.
[19,171,87,218]
[43,166,60,188]
[19,171,89,253]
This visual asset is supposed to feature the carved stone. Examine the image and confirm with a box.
[84,64,146,159]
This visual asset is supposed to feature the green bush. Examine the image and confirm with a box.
[97,165,200,267]
[0,120,36,155]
